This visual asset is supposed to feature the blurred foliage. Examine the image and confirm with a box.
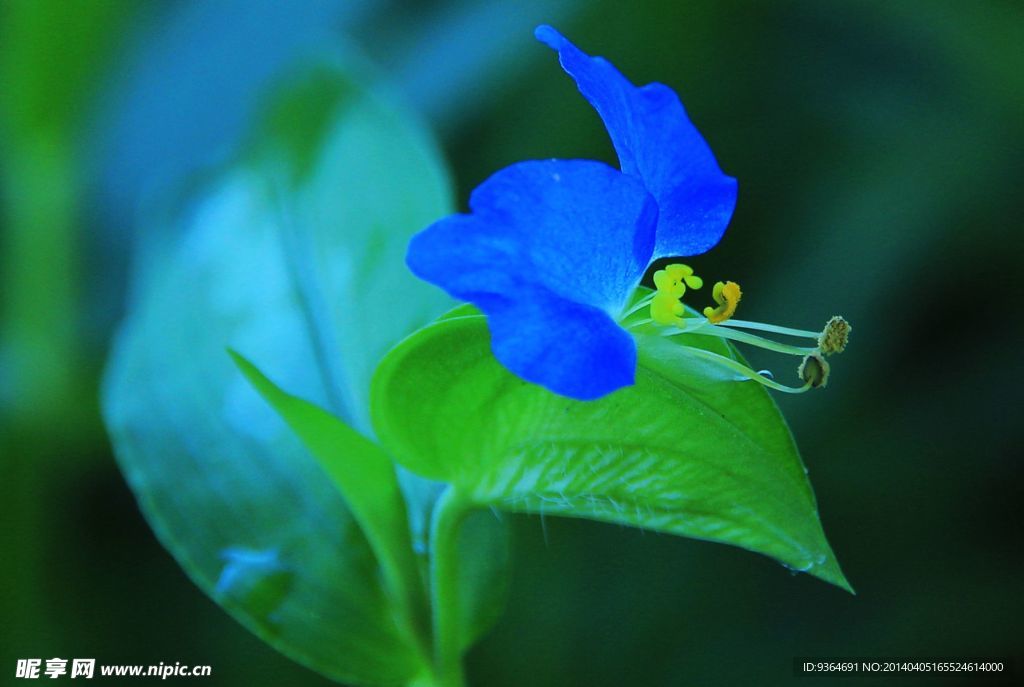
[102,56,461,685]
[1,0,1021,685]
[0,0,137,429]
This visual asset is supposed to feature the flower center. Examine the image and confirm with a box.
[647,264,741,330]
[618,263,851,394]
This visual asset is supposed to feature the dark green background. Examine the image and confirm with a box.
[1,1,1020,685]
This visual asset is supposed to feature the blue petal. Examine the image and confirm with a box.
[535,25,738,258]
[482,284,636,400]
[407,159,656,399]
[408,159,657,315]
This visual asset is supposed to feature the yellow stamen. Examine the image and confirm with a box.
[702,281,741,324]
[650,291,686,328]
[818,315,851,355]
[653,263,702,298]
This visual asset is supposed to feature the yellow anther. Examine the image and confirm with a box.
[653,263,702,298]
[818,316,851,355]
[702,281,742,324]
[651,291,686,328]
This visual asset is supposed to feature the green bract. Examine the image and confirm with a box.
[372,308,850,592]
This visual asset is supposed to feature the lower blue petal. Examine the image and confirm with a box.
[478,285,636,400]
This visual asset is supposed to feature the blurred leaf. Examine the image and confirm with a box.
[103,58,460,685]
[372,311,850,592]
[238,61,456,433]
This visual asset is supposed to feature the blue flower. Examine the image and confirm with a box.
[407,25,737,400]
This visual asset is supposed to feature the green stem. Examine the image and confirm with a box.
[429,487,472,687]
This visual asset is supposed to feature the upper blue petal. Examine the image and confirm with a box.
[407,159,657,399]
[535,25,738,258]
[409,159,657,315]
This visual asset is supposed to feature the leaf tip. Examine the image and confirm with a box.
[227,348,264,387]
[807,553,855,595]
[226,347,246,368]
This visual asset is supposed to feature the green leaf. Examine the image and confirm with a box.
[230,351,510,656]
[371,312,851,593]
[228,352,429,644]
[102,58,478,685]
